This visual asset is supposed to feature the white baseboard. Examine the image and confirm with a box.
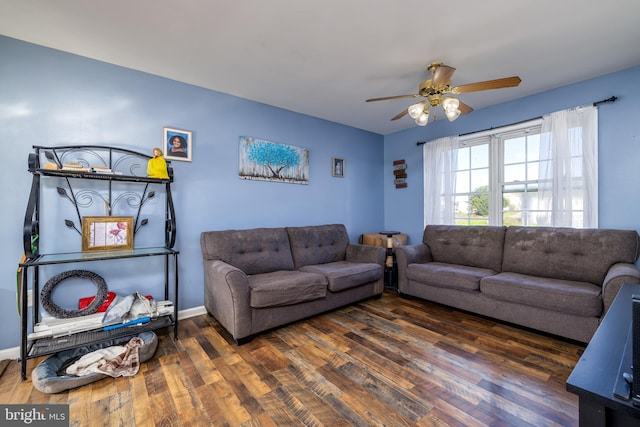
[0,347,18,362]
[0,305,208,361]
[178,305,207,320]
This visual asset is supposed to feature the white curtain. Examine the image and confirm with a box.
[423,135,459,226]
[537,105,598,228]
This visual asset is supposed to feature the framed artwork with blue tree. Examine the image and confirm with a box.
[239,136,309,184]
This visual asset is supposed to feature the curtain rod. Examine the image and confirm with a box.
[416,96,618,146]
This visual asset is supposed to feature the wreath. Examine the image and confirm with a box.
[41,270,108,318]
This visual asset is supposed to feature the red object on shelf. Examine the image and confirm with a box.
[78,292,155,313]
[79,291,116,312]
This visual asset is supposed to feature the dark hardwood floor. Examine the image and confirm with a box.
[0,291,584,426]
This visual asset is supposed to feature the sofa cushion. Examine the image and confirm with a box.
[248,270,327,308]
[481,272,602,317]
[423,225,507,272]
[300,261,382,292]
[502,226,640,285]
[287,224,349,269]
[200,227,294,275]
[406,262,497,292]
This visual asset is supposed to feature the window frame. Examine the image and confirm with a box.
[455,119,544,227]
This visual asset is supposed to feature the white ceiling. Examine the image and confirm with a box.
[1,0,640,135]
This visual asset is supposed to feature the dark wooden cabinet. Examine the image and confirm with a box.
[566,283,640,426]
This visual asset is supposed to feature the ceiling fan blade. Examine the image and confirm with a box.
[451,76,521,94]
[432,65,456,89]
[458,100,474,115]
[390,109,409,121]
[366,94,421,102]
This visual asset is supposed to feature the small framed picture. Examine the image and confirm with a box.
[332,157,345,177]
[82,216,134,252]
[163,127,192,162]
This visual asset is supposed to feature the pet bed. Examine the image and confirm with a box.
[32,331,158,394]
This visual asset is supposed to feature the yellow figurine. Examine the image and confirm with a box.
[147,148,169,179]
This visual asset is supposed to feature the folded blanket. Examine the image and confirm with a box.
[102,292,155,324]
[65,337,143,377]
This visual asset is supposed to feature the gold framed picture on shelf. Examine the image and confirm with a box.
[82,216,134,252]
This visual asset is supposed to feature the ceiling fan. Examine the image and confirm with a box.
[366,63,521,126]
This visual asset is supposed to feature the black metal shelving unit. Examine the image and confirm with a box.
[18,145,179,380]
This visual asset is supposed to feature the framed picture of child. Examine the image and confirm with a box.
[163,127,193,162]
[332,157,345,177]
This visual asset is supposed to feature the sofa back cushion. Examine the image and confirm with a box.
[423,225,507,272]
[287,224,349,269]
[502,226,640,285]
[200,227,294,275]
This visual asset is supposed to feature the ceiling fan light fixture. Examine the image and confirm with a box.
[408,102,426,119]
[366,63,521,127]
[445,108,461,122]
[415,111,429,126]
[442,97,460,112]
[442,97,461,121]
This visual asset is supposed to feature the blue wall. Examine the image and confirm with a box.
[0,36,384,350]
[383,66,640,244]
[2,34,639,352]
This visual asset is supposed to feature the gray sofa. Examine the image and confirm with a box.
[200,224,385,343]
[396,225,640,343]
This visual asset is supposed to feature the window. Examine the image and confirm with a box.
[501,130,546,226]
[454,142,490,225]
[425,106,598,228]
[453,126,544,227]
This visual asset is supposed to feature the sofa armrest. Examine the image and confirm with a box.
[395,244,431,291]
[203,259,252,341]
[345,243,386,266]
[601,263,640,314]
